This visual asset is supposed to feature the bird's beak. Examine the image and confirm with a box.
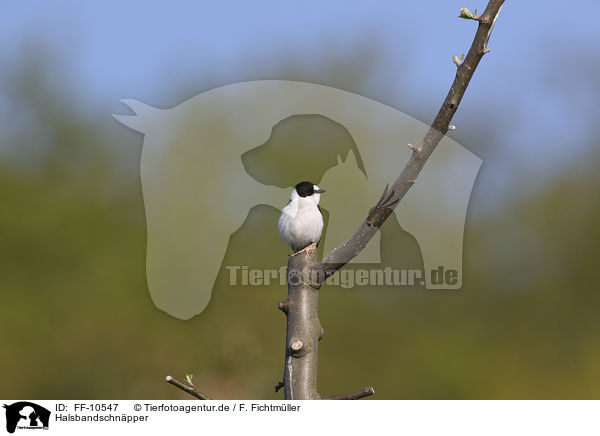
[315,189,326,194]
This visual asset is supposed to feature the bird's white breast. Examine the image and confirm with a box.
[278,197,324,252]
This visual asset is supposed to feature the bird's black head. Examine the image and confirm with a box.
[295,181,316,197]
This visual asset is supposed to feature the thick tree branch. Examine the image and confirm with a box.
[308,0,505,287]
[279,244,322,400]
[165,376,211,400]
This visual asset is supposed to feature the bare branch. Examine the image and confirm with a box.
[323,386,375,400]
[165,376,211,400]
[279,0,504,401]
[308,0,505,287]
[280,243,322,400]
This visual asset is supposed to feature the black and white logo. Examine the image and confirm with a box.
[3,402,50,434]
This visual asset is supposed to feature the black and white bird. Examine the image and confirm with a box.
[278,181,325,252]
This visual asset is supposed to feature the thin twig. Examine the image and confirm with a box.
[165,376,211,400]
[323,386,375,400]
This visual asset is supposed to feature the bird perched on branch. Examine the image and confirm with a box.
[278,181,325,252]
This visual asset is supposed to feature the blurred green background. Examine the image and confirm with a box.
[1,1,600,399]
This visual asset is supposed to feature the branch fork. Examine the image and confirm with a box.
[164,0,505,402]
[278,0,505,401]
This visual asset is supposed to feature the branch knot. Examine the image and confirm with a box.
[289,339,309,357]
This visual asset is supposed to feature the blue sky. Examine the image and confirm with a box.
[1,1,599,214]
[2,0,596,107]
